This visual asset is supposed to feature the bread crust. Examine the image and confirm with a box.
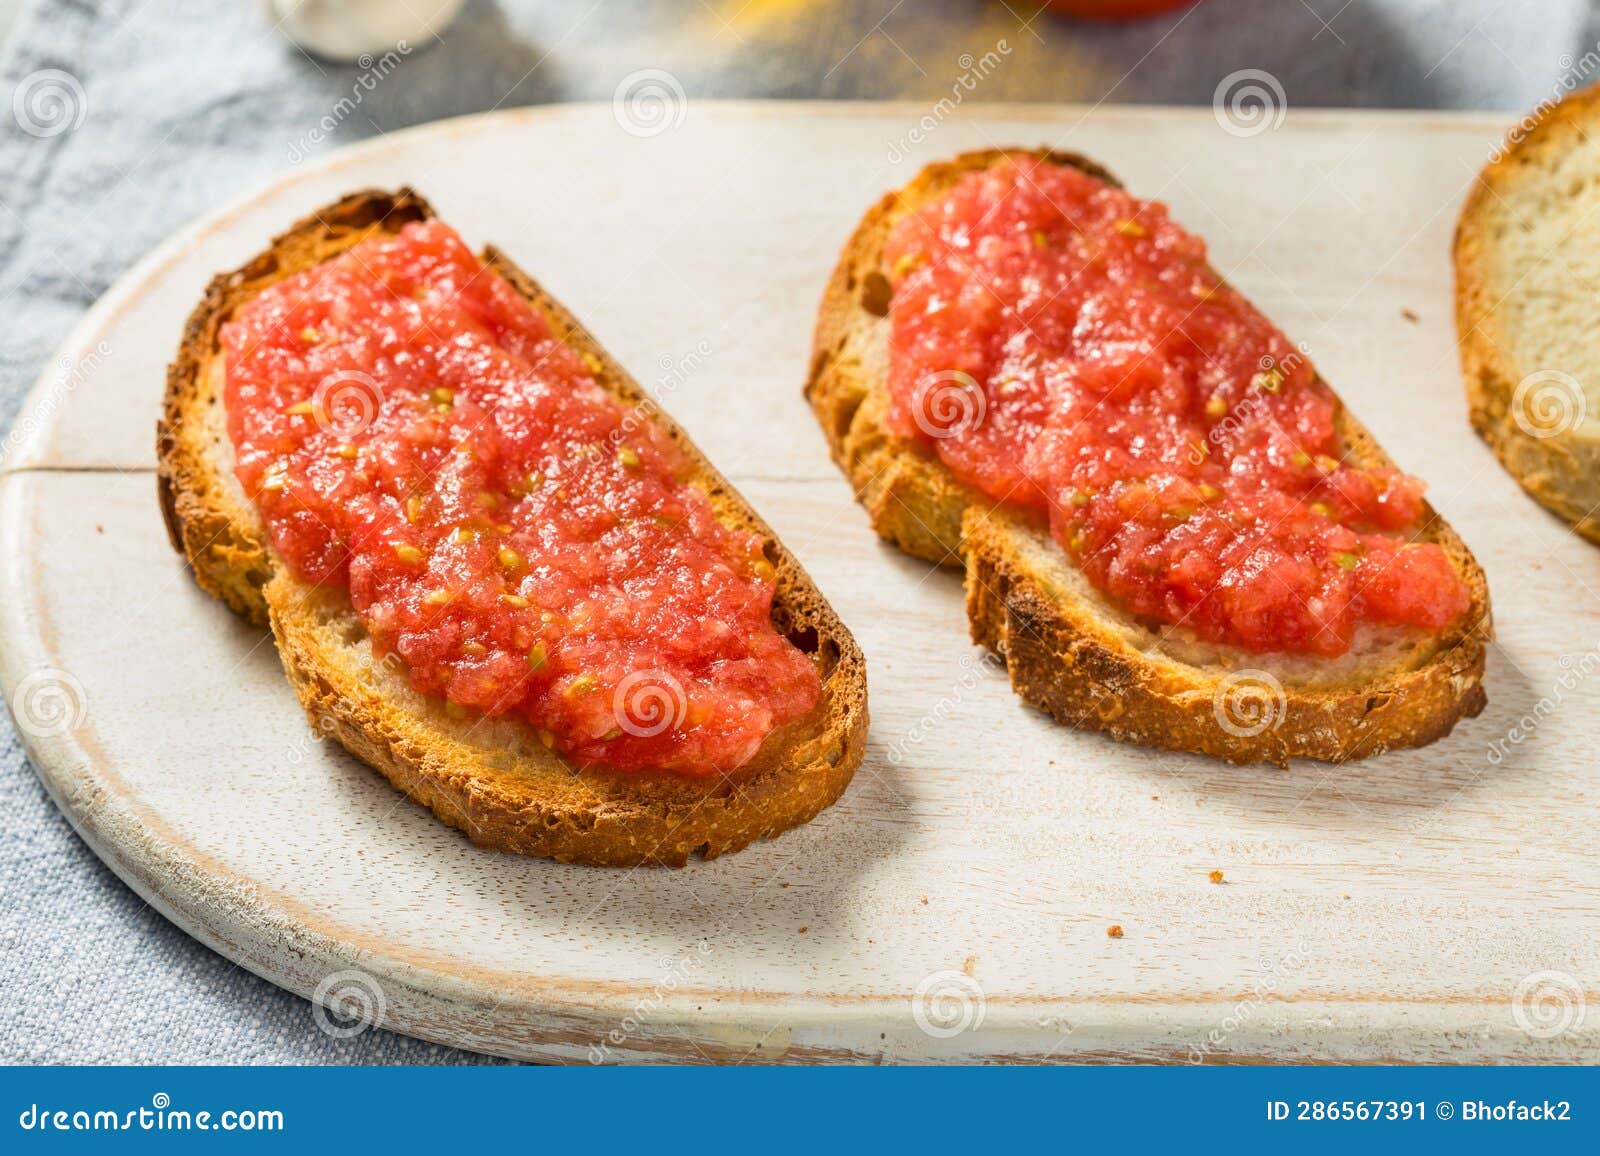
[1455,83,1600,543]
[160,189,867,866]
[807,148,1489,766]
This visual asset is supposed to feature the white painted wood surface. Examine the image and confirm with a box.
[0,103,1595,1064]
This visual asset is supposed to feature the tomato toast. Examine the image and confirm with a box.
[161,189,866,865]
[808,149,1488,765]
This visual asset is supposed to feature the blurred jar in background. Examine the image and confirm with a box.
[267,0,465,60]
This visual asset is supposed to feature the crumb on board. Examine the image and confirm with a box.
[963,955,976,977]
[1107,924,1124,939]
[1401,307,1420,323]
[920,896,928,905]
[1209,869,1225,884]
[798,926,808,934]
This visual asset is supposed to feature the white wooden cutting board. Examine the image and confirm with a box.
[2,102,1596,1064]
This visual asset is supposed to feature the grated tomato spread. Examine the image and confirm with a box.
[224,220,820,775]
[883,155,1469,656]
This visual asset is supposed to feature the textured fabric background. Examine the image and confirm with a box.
[0,0,1591,1064]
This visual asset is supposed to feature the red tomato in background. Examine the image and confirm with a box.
[1042,0,1197,19]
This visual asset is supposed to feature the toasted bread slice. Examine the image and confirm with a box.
[159,189,866,866]
[1456,84,1600,543]
[808,149,1489,766]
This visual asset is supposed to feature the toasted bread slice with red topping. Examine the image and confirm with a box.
[159,189,866,866]
[1455,84,1600,544]
[807,149,1488,765]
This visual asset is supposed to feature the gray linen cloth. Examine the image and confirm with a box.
[0,0,1590,1063]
